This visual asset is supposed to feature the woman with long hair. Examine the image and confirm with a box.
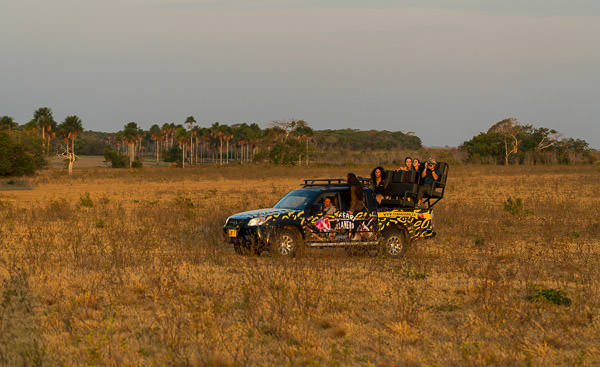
[347,173,366,213]
[398,156,412,171]
[370,166,387,204]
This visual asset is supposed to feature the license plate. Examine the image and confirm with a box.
[228,229,238,238]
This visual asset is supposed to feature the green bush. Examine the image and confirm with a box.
[131,158,143,168]
[503,196,532,217]
[163,146,181,163]
[0,131,47,176]
[403,269,428,280]
[103,149,127,168]
[79,192,94,207]
[526,284,571,306]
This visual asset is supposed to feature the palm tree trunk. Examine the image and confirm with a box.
[226,140,229,164]
[219,138,223,165]
[182,144,185,168]
[129,143,135,168]
[41,127,45,149]
[156,140,159,164]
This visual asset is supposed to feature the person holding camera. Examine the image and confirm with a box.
[417,158,440,208]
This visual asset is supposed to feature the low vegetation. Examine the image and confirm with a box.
[0,164,598,365]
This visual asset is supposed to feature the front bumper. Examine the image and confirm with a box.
[223,224,270,246]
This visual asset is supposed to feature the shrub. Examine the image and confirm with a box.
[526,284,571,306]
[131,158,143,168]
[503,196,532,217]
[103,149,127,168]
[503,196,523,215]
[403,269,428,280]
[79,192,94,207]
[0,131,46,176]
[163,146,181,163]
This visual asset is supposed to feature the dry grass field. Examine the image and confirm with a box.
[0,164,599,366]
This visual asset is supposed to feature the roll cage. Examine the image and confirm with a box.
[302,162,449,210]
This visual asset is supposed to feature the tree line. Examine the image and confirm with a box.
[2,108,594,176]
[1,107,422,174]
[460,118,592,164]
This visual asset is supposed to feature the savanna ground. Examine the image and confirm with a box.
[0,164,599,366]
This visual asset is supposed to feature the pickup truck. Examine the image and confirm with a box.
[223,176,441,258]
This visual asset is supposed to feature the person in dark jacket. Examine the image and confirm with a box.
[370,166,388,203]
[417,158,440,207]
[412,158,423,184]
[347,173,366,213]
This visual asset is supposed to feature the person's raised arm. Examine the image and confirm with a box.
[431,169,439,180]
[421,168,427,178]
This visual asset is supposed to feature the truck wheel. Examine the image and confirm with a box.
[380,229,409,258]
[272,228,301,257]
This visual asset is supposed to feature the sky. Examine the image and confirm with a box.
[1,0,599,148]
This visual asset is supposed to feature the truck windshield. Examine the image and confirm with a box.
[273,189,319,210]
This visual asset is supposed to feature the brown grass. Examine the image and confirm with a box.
[0,164,599,366]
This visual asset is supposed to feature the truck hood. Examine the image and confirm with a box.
[228,208,297,220]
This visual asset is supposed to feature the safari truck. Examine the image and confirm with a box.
[223,164,448,257]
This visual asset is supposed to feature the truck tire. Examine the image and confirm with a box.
[380,228,409,258]
[272,228,301,257]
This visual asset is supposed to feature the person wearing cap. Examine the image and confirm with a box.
[417,158,440,207]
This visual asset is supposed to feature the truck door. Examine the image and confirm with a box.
[305,192,341,242]
[338,189,378,242]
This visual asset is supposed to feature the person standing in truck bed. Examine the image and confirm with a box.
[347,173,366,213]
[417,159,440,207]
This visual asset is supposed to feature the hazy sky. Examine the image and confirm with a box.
[1,0,599,147]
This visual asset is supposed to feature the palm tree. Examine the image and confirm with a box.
[136,127,145,157]
[114,131,124,153]
[247,123,261,162]
[160,123,170,151]
[0,116,18,134]
[199,128,211,163]
[168,123,177,149]
[62,115,83,156]
[57,124,71,155]
[56,115,82,175]
[34,107,56,154]
[175,127,189,168]
[191,126,202,164]
[211,122,224,165]
[221,125,233,164]
[185,116,196,165]
[149,124,163,164]
[293,120,314,166]
[123,122,140,168]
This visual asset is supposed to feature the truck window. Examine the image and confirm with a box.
[273,189,319,210]
[339,189,372,212]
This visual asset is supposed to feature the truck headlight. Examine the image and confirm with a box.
[247,217,266,227]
